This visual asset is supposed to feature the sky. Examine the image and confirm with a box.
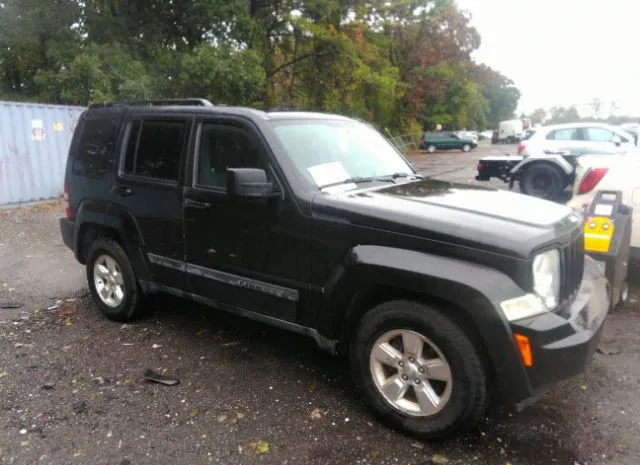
[455,0,640,117]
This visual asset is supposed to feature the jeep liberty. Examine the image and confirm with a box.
[59,99,610,439]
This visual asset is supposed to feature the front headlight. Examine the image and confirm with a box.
[532,249,561,309]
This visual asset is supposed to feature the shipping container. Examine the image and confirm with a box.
[0,100,85,205]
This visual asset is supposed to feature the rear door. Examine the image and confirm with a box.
[113,112,193,289]
[543,126,584,154]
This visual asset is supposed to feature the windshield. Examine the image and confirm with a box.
[270,119,414,189]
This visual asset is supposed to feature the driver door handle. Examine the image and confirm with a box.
[184,198,211,209]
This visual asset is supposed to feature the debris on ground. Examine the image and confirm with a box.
[0,301,22,309]
[597,344,621,356]
[431,455,449,464]
[41,383,55,390]
[247,440,270,454]
[72,401,87,414]
[143,369,179,386]
[221,341,240,348]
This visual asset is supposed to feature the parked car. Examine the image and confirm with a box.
[567,151,640,256]
[481,130,494,140]
[477,123,639,201]
[518,122,636,158]
[619,123,639,145]
[419,131,478,153]
[456,130,479,142]
[60,98,609,439]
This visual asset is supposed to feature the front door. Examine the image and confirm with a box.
[183,117,309,323]
[114,113,192,289]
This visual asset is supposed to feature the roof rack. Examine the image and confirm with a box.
[88,98,214,109]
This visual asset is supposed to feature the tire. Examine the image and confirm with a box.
[462,144,471,152]
[427,145,436,153]
[519,164,564,200]
[86,238,144,322]
[350,300,489,439]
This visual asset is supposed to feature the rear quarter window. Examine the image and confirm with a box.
[72,117,120,176]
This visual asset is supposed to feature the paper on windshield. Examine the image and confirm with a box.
[307,162,357,193]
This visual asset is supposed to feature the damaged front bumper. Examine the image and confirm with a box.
[507,255,610,407]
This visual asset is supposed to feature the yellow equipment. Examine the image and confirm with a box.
[582,190,632,309]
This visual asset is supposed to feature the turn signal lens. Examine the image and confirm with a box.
[514,333,533,367]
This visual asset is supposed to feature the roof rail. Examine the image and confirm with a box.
[88,98,214,109]
[265,107,302,112]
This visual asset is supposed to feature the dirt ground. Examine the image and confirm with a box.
[1,144,640,465]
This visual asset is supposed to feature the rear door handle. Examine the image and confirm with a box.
[184,198,211,209]
[111,186,134,196]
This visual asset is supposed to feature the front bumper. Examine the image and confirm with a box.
[503,255,609,404]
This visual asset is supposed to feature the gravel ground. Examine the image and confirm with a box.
[1,145,640,465]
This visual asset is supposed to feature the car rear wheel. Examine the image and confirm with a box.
[350,300,489,439]
[427,145,436,153]
[86,238,144,322]
[519,164,564,200]
[462,144,471,152]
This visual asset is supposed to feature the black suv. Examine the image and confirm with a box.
[60,99,609,439]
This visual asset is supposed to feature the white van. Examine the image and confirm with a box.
[498,119,524,143]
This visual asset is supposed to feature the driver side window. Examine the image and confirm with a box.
[195,122,268,190]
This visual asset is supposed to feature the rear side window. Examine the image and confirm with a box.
[122,119,186,182]
[545,128,581,141]
[72,117,119,176]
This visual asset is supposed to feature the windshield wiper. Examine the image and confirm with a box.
[319,176,394,190]
[375,172,424,182]
[319,172,422,190]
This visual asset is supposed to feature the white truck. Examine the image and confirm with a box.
[497,119,524,143]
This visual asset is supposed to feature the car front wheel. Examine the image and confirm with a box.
[462,144,471,152]
[86,238,144,322]
[427,145,436,153]
[350,300,489,439]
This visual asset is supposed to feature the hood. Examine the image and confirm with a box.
[312,178,581,258]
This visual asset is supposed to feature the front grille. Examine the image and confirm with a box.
[559,232,585,305]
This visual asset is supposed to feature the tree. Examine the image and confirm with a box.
[0,0,521,137]
[468,63,520,127]
[589,97,604,119]
[529,108,546,125]
[547,106,581,125]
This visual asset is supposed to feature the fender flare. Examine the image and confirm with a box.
[509,156,574,178]
[316,245,528,383]
[72,199,151,282]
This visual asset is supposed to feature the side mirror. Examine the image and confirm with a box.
[612,135,622,146]
[226,168,274,198]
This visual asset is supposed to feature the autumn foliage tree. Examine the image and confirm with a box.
[0,0,521,133]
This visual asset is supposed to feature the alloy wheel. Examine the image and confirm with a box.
[369,329,452,417]
[93,254,125,307]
